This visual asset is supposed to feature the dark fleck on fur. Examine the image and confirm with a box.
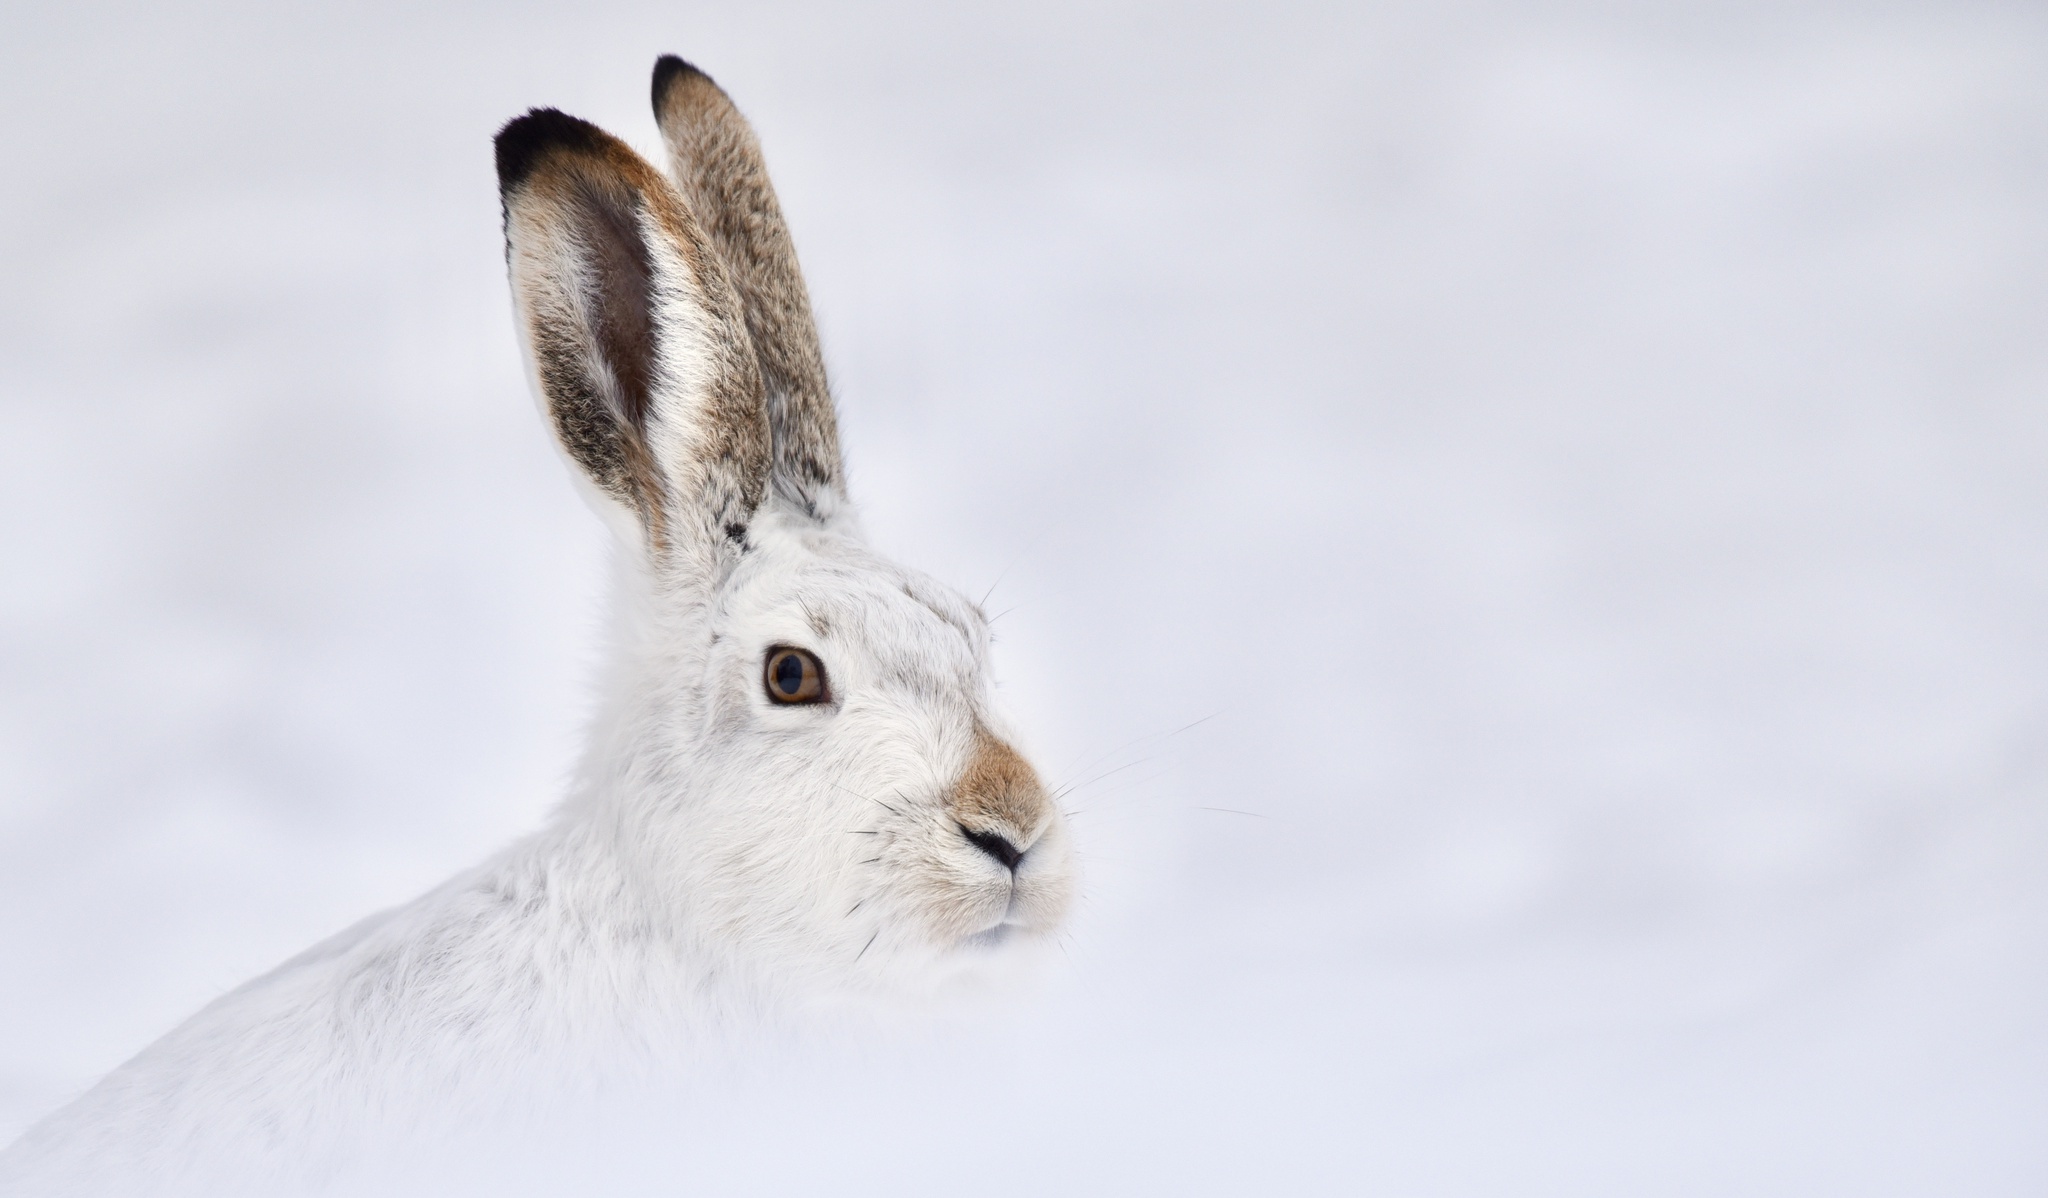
[650,54,697,116]
[494,108,609,198]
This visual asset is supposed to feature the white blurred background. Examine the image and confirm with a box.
[2,1,2045,1192]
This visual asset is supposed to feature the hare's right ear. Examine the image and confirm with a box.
[651,57,845,523]
[495,108,770,574]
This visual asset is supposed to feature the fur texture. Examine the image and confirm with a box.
[1,58,1073,1194]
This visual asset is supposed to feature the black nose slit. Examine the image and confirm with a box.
[961,826,1023,872]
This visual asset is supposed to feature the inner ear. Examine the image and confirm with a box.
[499,106,773,561]
[567,176,658,436]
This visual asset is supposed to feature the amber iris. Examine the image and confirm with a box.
[764,646,828,704]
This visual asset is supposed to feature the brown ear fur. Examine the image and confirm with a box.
[651,57,845,520]
[496,108,770,557]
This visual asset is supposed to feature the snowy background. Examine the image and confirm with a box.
[3,0,2046,1192]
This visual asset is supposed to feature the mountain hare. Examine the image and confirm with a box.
[3,56,1074,1192]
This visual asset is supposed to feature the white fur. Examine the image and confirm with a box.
[1,88,1073,1198]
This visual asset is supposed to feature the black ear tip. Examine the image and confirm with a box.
[494,107,607,194]
[652,54,712,112]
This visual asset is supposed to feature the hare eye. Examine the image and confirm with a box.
[764,647,827,705]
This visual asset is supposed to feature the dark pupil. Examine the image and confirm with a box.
[775,653,806,696]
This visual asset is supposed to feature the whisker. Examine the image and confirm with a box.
[831,781,902,816]
[1053,710,1224,786]
[978,561,1016,611]
[1057,757,1149,794]
[855,930,880,962]
[1073,767,1170,803]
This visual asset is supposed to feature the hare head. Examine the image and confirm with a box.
[494,59,1074,1000]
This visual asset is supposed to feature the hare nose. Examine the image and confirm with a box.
[960,825,1023,872]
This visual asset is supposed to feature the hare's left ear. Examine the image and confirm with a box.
[652,56,846,523]
[496,108,770,578]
